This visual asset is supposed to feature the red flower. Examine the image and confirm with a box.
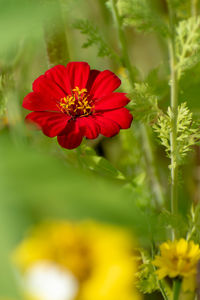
[23,62,133,149]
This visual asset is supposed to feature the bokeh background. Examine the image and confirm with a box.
[1,0,200,299]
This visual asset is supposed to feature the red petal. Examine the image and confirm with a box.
[65,62,90,91]
[94,115,120,137]
[100,108,133,129]
[95,93,129,111]
[57,121,83,149]
[33,75,66,106]
[86,69,100,91]
[26,112,70,137]
[45,65,71,95]
[77,116,100,139]
[23,92,60,112]
[90,70,121,99]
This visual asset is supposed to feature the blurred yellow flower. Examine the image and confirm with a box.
[153,239,200,291]
[13,221,141,300]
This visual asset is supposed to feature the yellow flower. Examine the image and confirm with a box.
[13,221,141,300]
[153,239,200,291]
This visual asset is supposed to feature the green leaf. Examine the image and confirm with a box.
[79,146,126,180]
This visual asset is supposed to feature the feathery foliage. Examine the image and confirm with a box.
[176,17,200,78]
[128,83,161,124]
[136,250,159,294]
[73,19,113,57]
[153,103,200,165]
[187,205,200,243]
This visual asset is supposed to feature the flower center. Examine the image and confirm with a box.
[58,87,94,117]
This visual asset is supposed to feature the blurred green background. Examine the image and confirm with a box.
[0,0,200,299]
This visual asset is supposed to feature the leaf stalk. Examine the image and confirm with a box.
[168,1,179,239]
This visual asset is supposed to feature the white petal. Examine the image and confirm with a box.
[25,261,79,300]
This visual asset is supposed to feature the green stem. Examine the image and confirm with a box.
[159,281,169,300]
[151,244,170,300]
[110,0,164,206]
[43,0,70,67]
[173,279,181,300]
[168,1,179,239]
[191,0,198,17]
[110,0,135,85]
[140,124,165,206]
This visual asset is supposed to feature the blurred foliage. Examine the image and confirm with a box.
[1,0,200,299]
[136,250,159,294]
[116,0,168,35]
[73,20,113,58]
[0,133,164,297]
[0,0,55,54]
[0,134,163,238]
[128,82,161,124]
[187,204,200,243]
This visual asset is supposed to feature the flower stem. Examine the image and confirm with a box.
[140,124,165,206]
[158,280,169,300]
[110,0,164,206]
[173,279,181,300]
[110,0,135,85]
[152,245,170,300]
[168,1,179,239]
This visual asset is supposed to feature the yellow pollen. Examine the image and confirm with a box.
[58,87,94,117]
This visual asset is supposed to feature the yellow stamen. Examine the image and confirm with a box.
[58,87,94,117]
